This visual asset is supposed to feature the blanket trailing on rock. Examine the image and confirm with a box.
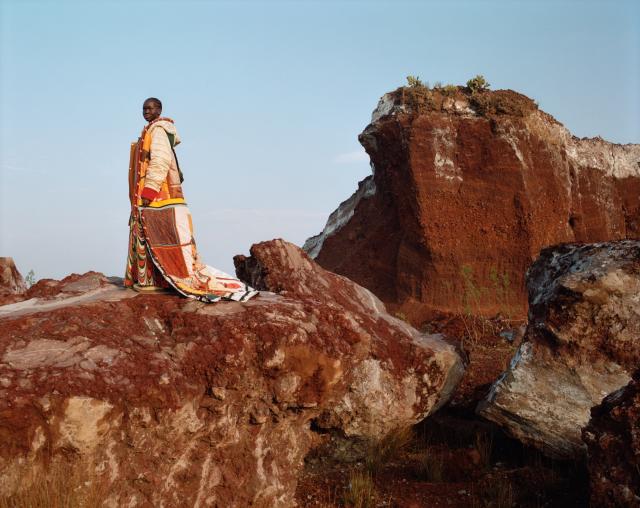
[140,205,257,302]
[125,117,257,303]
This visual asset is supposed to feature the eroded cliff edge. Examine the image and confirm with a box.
[305,86,640,324]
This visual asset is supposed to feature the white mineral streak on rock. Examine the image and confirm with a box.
[3,337,120,370]
[432,126,462,182]
[0,285,135,319]
[327,359,417,436]
[164,440,199,494]
[567,137,640,179]
[252,432,288,507]
[55,397,114,454]
[526,112,640,180]
[303,175,376,258]
[30,426,46,454]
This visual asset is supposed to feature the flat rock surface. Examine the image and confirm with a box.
[477,240,640,459]
[0,240,463,507]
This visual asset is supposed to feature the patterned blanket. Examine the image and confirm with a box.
[139,204,258,303]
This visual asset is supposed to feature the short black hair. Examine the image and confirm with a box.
[144,97,162,109]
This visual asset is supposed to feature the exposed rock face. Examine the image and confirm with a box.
[0,240,462,507]
[477,240,640,459]
[305,87,640,323]
[0,257,27,296]
[583,370,640,507]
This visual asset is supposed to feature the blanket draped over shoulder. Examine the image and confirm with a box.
[125,117,257,303]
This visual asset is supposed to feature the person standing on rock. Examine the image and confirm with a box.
[124,97,257,302]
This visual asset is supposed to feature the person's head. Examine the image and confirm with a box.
[142,97,162,123]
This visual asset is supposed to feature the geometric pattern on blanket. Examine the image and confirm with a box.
[140,203,258,303]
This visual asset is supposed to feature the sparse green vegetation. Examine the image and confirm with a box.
[406,75,424,88]
[442,84,458,96]
[402,75,435,113]
[25,269,36,288]
[467,74,490,93]
[457,263,520,351]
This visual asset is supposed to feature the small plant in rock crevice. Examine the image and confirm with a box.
[25,269,36,288]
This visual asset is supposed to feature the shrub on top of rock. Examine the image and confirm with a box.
[466,74,490,93]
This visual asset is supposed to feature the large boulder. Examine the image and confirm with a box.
[305,86,640,323]
[0,240,463,507]
[583,371,640,507]
[477,240,640,458]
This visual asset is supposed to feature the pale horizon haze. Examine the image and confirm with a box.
[1,0,638,281]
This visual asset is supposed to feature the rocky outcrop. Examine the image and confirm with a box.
[305,86,640,323]
[583,370,640,507]
[0,240,463,507]
[477,240,639,459]
[0,257,27,297]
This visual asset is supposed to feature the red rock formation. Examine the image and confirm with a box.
[0,240,462,507]
[0,257,27,300]
[583,370,640,507]
[477,240,640,458]
[305,87,640,323]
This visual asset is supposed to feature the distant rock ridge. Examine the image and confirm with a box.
[304,85,640,323]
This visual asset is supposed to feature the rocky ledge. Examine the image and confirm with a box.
[477,240,640,459]
[0,240,462,507]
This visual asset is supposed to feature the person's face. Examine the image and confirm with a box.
[142,101,161,122]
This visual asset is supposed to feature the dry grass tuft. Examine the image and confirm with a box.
[365,426,413,476]
[343,471,377,508]
[471,477,515,508]
[0,459,107,508]
[475,431,494,471]
[417,448,445,482]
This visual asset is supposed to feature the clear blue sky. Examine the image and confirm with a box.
[1,0,638,280]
